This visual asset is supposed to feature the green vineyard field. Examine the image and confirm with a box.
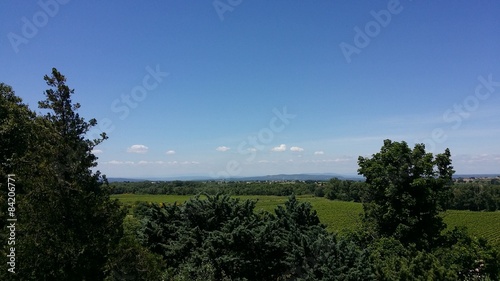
[112,194,500,246]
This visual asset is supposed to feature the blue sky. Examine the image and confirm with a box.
[1,0,500,178]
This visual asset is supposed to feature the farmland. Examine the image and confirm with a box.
[112,194,500,246]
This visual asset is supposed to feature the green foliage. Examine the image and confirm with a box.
[138,194,292,280]
[358,139,454,248]
[297,233,375,280]
[1,70,125,280]
[435,227,500,280]
[0,83,37,280]
[274,195,327,278]
[275,195,324,231]
[353,140,500,279]
[136,194,375,280]
[110,179,321,196]
[450,183,500,211]
[120,193,500,280]
[113,194,500,246]
[368,237,458,281]
[104,215,164,281]
[324,178,369,202]
[0,83,36,168]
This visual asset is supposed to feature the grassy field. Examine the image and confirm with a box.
[112,194,500,246]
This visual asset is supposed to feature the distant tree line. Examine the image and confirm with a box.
[449,182,500,211]
[110,180,318,196]
[110,178,500,211]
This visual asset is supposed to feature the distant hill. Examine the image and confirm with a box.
[106,177,147,183]
[107,173,498,183]
[107,173,363,182]
[231,173,362,181]
[453,174,500,179]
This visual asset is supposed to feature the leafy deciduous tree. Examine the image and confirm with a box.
[358,139,454,248]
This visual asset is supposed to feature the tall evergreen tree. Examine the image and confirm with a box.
[1,69,125,280]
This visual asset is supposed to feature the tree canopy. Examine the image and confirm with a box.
[1,69,124,280]
[358,139,454,248]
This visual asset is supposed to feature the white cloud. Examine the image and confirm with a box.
[455,154,500,164]
[333,157,351,162]
[248,148,258,152]
[166,150,176,155]
[163,160,200,166]
[127,144,148,154]
[216,146,230,152]
[314,151,324,155]
[92,149,103,154]
[304,156,353,163]
[106,160,200,167]
[271,144,286,152]
[109,160,173,165]
[290,146,304,152]
[107,160,134,165]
